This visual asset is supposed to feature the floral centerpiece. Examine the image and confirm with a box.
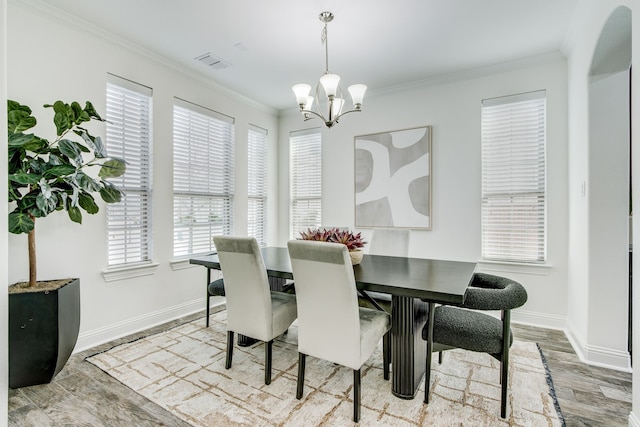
[298,227,367,264]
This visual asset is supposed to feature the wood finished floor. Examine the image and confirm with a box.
[8,308,633,426]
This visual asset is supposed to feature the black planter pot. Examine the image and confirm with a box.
[9,277,81,389]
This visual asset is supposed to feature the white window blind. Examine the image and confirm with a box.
[481,90,546,263]
[173,98,235,258]
[105,74,153,267]
[248,125,268,246]
[290,128,322,238]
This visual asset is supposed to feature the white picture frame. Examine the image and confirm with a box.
[354,126,432,229]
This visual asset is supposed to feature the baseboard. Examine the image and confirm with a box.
[564,324,632,372]
[74,297,225,352]
[512,309,566,330]
[629,411,640,427]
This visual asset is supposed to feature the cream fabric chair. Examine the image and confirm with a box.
[368,228,410,257]
[287,240,391,423]
[361,228,410,310]
[213,236,297,385]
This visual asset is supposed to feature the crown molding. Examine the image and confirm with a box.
[9,0,277,115]
[373,51,567,99]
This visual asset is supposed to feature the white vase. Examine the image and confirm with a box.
[349,250,364,265]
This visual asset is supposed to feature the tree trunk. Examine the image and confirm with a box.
[28,215,36,287]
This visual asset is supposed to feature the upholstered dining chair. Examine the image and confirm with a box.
[359,228,410,312]
[423,273,528,418]
[368,228,410,257]
[287,240,391,423]
[213,236,298,385]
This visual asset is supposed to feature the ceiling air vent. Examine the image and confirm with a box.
[194,52,231,70]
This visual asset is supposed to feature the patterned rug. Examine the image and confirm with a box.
[87,310,564,426]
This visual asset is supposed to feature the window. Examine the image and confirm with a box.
[105,74,153,267]
[481,90,546,263]
[290,128,322,238]
[247,125,268,246]
[173,98,235,258]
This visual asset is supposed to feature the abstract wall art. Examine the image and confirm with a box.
[354,126,432,229]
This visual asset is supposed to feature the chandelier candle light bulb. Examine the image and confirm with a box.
[292,11,367,128]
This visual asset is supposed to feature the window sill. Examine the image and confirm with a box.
[102,262,159,282]
[476,260,552,276]
[170,258,197,271]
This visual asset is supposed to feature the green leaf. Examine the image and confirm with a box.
[9,171,41,185]
[78,192,99,214]
[8,211,34,234]
[58,139,83,164]
[75,171,101,192]
[8,132,48,153]
[75,128,104,156]
[84,101,103,121]
[7,108,36,134]
[49,100,74,135]
[100,183,123,203]
[43,164,77,178]
[35,192,58,215]
[99,159,126,179]
[68,206,82,224]
[70,101,83,123]
[53,111,70,136]
[92,135,106,158]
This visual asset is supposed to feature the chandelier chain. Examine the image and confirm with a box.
[322,23,329,73]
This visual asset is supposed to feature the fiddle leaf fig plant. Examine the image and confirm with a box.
[8,100,126,287]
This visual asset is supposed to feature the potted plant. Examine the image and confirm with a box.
[7,99,126,388]
[298,227,367,264]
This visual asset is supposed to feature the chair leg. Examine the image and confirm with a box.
[206,269,211,327]
[383,331,391,380]
[265,340,273,385]
[424,302,435,404]
[500,357,508,418]
[500,310,512,418]
[225,331,234,369]
[353,369,361,423]
[438,351,443,364]
[296,353,306,399]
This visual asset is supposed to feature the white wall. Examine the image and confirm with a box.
[562,0,639,423]
[1,0,8,422]
[588,70,630,360]
[564,1,635,374]
[7,2,279,350]
[278,58,569,329]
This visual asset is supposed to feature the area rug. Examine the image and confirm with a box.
[87,310,564,426]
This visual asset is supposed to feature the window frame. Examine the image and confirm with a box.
[104,73,153,268]
[172,98,235,258]
[289,128,322,239]
[247,124,268,246]
[481,90,547,264]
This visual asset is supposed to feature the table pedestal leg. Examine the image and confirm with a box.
[391,296,429,399]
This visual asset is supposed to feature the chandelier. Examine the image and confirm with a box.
[292,11,367,128]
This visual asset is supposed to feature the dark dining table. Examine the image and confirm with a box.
[190,247,476,399]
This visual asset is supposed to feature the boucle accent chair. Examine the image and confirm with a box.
[423,273,528,418]
[213,236,297,385]
[287,240,391,423]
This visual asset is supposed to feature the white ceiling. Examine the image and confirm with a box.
[36,0,579,111]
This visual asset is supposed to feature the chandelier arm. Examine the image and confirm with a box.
[300,108,328,123]
[332,108,362,122]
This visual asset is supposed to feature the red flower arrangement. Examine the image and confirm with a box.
[298,227,366,252]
